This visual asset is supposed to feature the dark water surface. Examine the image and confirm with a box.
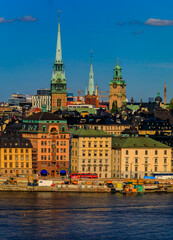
[0,192,173,239]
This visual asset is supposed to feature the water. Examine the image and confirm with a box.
[0,192,173,239]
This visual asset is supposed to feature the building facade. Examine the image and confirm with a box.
[71,128,112,178]
[109,60,126,110]
[51,14,67,112]
[21,111,69,177]
[111,137,171,179]
[0,132,32,176]
[32,89,51,111]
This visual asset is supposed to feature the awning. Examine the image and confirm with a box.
[41,170,48,176]
[60,170,66,175]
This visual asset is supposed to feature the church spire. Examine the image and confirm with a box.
[88,50,95,95]
[55,10,62,64]
[164,82,167,105]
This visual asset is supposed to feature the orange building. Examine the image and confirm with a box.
[21,111,69,177]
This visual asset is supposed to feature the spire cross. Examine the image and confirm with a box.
[91,50,93,64]
[117,57,119,65]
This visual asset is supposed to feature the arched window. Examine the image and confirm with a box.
[51,127,57,132]
[57,98,61,107]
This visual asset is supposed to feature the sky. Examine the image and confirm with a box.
[1,0,173,102]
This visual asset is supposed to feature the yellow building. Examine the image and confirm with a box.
[0,134,32,176]
[112,137,171,179]
[71,128,112,179]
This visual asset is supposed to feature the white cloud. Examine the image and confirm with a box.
[145,18,173,26]
[0,17,15,23]
[18,16,37,22]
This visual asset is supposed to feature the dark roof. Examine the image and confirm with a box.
[24,112,62,121]
[0,135,32,148]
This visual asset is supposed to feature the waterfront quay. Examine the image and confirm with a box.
[1,176,173,194]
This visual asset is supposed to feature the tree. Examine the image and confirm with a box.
[111,101,118,114]
[169,98,173,110]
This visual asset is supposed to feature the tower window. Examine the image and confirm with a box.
[57,98,61,107]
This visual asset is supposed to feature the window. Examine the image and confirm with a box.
[155,158,158,164]
[88,142,91,147]
[99,166,102,171]
[82,159,85,163]
[135,150,138,155]
[155,150,158,155]
[126,167,128,171]
[15,155,18,161]
[105,151,108,157]
[94,142,97,147]
[15,149,18,153]
[41,141,43,145]
[105,142,109,147]
[26,155,29,161]
[4,155,7,160]
[82,166,85,171]
[4,149,7,153]
[164,150,167,155]
[57,156,59,160]
[145,158,148,164]
[57,98,61,107]
[125,158,128,164]
[145,167,148,172]
[21,162,24,168]
[26,149,28,153]
[21,155,24,161]
[15,163,18,168]
[100,142,103,148]
[155,166,157,172]
[9,149,12,153]
[164,158,167,164]
[94,151,97,157]
[4,163,7,168]
[145,150,148,155]
[135,166,138,172]
[135,158,138,164]
[164,166,167,172]
[57,141,59,146]
[126,150,128,155]
[9,155,12,160]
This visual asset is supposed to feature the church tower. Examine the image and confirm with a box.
[109,59,126,110]
[85,51,99,107]
[51,11,67,112]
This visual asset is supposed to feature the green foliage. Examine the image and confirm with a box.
[169,98,173,110]
[111,101,118,113]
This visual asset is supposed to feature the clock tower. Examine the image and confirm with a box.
[109,59,126,110]
[51,11,67,113]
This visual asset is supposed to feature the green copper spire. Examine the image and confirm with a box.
[113,58,122,79]
[88,50,95,95]
[51,11,66,94]
[55,10,62,64]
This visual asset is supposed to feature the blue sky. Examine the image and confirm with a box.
[1,0,173,102]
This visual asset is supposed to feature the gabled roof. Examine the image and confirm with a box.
[112,136,170,149]
[70,128,112,137]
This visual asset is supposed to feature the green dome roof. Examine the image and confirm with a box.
[114,64,121,70]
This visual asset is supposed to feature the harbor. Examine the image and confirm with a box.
[1,176,173,194]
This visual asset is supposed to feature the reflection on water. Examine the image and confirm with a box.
[0,192,173,239]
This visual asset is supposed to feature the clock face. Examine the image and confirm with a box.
[58,78,61,83]
[113,83,117,88]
